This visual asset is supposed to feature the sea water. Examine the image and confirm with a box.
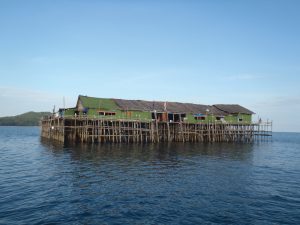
[0,127,299,224]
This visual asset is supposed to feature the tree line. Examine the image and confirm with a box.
[0,111,50,126]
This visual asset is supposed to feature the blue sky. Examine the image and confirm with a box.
[0,0,299,131]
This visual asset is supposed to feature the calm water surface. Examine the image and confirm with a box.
[0,127,300,225]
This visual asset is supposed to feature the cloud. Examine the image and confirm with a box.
[28,55,74,65]
[30,56,51,64]
[253,96,300,108]
[0,87,74,116]
[249,95,300,132]
[0,87,57,101]
[225,74,264,80]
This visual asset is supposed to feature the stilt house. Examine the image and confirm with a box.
[61,95,254,124]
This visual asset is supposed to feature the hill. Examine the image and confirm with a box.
[0,111,51,126]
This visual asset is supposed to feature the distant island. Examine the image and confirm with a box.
[0,111,50,126]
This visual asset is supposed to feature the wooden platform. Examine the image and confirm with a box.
[40,116,272,144]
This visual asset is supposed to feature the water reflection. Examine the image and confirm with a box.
[38,139,258,224]
[41,138,255,164]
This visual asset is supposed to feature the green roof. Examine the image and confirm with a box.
[76,95,254,115]
[78,95,120,110]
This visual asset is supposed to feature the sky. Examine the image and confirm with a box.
[0,0,299,132]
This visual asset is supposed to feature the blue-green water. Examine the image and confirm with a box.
[0,127,299,224]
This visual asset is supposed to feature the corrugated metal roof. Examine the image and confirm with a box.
[77,95,254,115]
[213,104,254,115]
[114,99,210,114]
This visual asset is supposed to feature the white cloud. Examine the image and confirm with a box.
[226,74,264,80]
[29,56,51,64]
[253,96,300,108]
[250,96,300,132]
[0,87,74,116]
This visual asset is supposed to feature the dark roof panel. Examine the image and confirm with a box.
[114,99,210,114]
[209,106,229,116]
[213,104,254,115]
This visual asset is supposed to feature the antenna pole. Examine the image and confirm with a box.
[63,96,66,109]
